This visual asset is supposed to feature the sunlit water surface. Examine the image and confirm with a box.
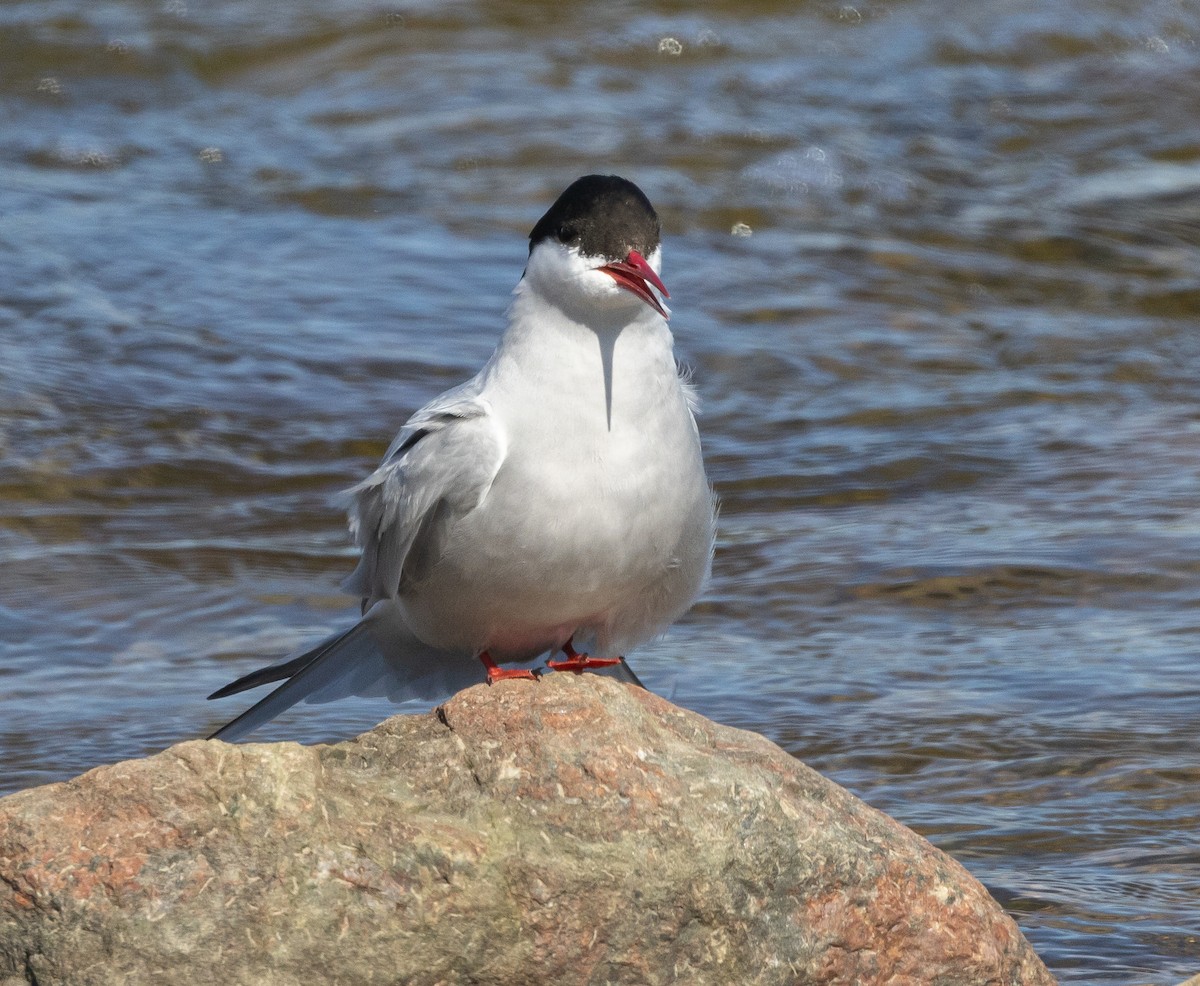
[3,1,1200,980]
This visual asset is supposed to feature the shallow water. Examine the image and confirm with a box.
[3,0,1200,980]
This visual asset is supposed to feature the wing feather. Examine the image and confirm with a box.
[341,386,504,606]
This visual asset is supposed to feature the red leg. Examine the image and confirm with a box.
[546,637,622,674]
[479,650,540,684]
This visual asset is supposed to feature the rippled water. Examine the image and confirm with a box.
[3,0,1200,980]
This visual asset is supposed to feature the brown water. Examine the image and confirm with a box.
[3,1,1200,980]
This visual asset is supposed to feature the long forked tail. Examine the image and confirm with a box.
[206,602,651,743]
[206,602,487,742]
[207,629,356,703]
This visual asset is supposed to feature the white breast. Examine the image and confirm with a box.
[398,285,714,660]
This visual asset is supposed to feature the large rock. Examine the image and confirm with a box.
[0,674,1054,985]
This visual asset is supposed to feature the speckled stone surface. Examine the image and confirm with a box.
[0,674,1055,985]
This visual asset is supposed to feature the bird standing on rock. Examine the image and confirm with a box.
[207,175,716,742]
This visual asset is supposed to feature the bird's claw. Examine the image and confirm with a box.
[546,655,622,674]
[479,650,542,684]
[546,637,622,674]
[485,666,542,684]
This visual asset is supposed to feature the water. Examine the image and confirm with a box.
[2,0,1199,980]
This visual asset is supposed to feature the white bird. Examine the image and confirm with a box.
[207,175,716,742]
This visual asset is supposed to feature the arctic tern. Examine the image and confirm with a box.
[207,174,716,741]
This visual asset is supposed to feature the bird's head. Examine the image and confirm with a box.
[525,174,670,322]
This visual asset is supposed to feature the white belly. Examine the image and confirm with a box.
[399,321,713,659]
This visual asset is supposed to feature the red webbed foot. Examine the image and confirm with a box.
[479,651,541,684]
[546,638,623,674]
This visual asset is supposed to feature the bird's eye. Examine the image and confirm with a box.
[558,225,579,244]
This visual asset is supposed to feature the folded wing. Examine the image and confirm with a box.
[342,385,505,607]
[207,387,507,741]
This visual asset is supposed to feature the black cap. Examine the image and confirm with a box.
[529,175,661,261]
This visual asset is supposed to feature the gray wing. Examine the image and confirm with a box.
[341,385,505,607]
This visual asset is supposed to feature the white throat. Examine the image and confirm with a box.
[487,258,677,434]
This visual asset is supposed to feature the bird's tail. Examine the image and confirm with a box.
[206,601,650,743]
[205,601,493,742]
